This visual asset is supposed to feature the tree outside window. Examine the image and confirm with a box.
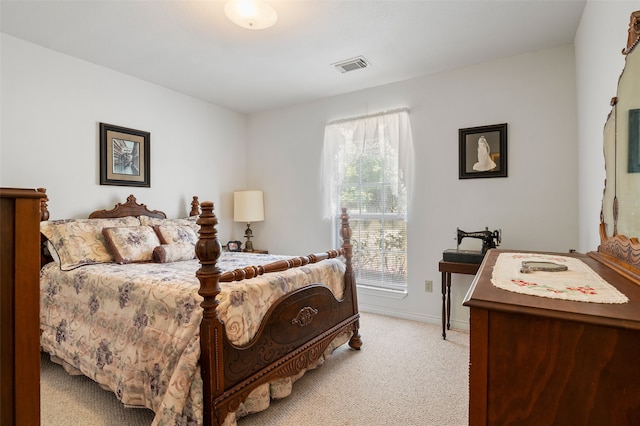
[323,109,413,292]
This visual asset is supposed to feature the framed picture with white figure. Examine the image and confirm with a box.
[459,123,507,179]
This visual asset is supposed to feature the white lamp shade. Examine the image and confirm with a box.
[224,0,278,30]
[234,190,264,223]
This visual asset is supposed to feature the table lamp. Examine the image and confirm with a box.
[233,190,264,252]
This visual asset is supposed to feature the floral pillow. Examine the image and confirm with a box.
[102,226,161,264]
[153,243,196,263]
[40,216,140,270]
[153,224,198,245]
[140,215,199,234]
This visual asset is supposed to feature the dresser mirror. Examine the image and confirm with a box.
[590,10,640,283]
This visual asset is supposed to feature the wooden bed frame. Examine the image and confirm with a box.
[39,191,362,425]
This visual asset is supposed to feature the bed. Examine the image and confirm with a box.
[38,193,361,425]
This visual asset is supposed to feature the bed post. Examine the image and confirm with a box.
[37,187,49,221]
[195,202,224,426]
[189,196,200,216]
[37,188,52,267]
[341,207,362,349]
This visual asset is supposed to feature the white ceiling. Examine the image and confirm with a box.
[0,0,586,114]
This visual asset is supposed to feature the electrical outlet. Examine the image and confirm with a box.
[424,280,433,292]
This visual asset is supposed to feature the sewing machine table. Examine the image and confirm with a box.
[439,260,480,339]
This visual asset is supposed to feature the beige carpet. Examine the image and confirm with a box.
[41,312,469,425]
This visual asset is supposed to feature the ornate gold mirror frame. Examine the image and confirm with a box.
[589,10,640,285]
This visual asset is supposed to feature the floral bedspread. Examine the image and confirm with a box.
[40,253,346,425]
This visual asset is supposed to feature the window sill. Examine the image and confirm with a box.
[356,284,408,300]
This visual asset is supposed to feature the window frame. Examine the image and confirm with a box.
[326,111,412,293]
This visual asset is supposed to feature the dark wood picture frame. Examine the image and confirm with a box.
[629,109,640,173]
[459,123,507,179]
[227,241,242,252]
[100,123,150,187]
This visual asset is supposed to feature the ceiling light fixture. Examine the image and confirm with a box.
[225,0,278,30]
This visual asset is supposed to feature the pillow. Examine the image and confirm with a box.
[153,243,196,263]
[102,226,161,264]
[153,224,198,245]
[45,240,61,266]
[140,215,199,234]
[40,216,140,270]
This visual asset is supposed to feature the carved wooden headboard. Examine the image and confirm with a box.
[88,194,167,219]
[38,191,201,267]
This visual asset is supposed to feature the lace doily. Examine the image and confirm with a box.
[491,253,628,304]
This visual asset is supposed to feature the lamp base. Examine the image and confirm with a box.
[243,223,254,252]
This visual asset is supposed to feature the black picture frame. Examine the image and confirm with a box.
[227,241,242,252]
[459,123,507,179]
[629,109,640,173]
[100,123,150,187]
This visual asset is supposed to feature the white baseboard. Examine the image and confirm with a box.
[358,304,470,331]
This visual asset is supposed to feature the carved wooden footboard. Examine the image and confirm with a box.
[196,202,361,425]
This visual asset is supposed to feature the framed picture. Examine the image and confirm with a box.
[629,109,640,173]
[227,241,242,252]
[459,123,507,179]
[100,123,150,187]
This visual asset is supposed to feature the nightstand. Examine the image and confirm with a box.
[250,249,268,254]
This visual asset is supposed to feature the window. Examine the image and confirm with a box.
[323,109,414,292]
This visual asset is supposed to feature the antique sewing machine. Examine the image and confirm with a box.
[443,227,501,264]
[457,227,501,253]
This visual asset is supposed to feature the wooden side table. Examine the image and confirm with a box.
[438,260,480,339]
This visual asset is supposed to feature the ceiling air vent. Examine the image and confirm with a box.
[332,56,370,73]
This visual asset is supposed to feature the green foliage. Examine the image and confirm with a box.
[336,137,407,288]
[349,219,407,287]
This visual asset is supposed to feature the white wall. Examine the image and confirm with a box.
[0,34,247,241]
[3,1,633,329]
[247,45,579,327]
[575,1,638,253]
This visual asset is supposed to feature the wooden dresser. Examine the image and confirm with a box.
[463,249,640,425]
[463,13,640,424]
[1,188,45,426]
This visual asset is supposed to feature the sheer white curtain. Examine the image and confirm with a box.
[322,108,414,220]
